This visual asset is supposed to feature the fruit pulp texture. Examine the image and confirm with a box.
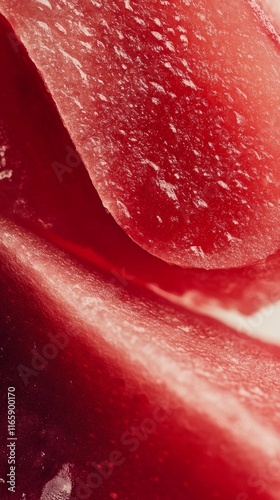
[1,14,280,319]
[1,4,280,499]
[1,220,280,499]
[2,0,280,268]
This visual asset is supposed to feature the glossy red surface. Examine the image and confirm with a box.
[1,220,280,499]
[1,3,280,499]
[2,1,280,268]
[1,13,280,320]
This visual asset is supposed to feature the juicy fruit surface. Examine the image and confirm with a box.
[1,219,280,499]
[2,10,280,322]
[2,1,280,268]
[1,2,280,499]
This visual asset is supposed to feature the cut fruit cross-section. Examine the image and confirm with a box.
[1,219,280,498]
[2,0,280,268]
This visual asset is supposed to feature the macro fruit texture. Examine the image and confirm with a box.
[2,0,280,268]
[1,219,280,500]
[2,8,280,323]
[1,1,280,500]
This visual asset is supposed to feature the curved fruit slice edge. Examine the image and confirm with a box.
[3,1,280,268]
[2,13,280,334]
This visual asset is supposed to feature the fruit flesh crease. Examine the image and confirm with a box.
[1,6,279,500]
[2,13,280,326]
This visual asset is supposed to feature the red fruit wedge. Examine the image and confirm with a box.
[1,219,280,499]
[2,11,280,337]
[2,0,280,269]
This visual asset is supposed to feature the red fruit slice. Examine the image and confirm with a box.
[3,12,280,334]
[1,219,280,499]
[2,1,280,269]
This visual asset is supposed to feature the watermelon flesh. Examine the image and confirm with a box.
[1,218,280,499]
[1,10,280,341]
[2,4,280,498]
[2,0,280,268]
